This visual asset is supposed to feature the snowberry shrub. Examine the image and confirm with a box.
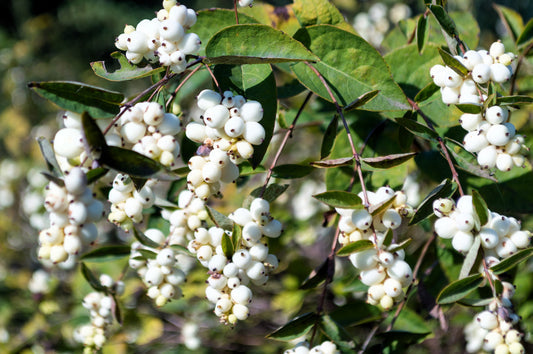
[21,0,533,352]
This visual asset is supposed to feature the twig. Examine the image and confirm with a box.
[204,63,223,96]
[233,0,239,24]
[260,91,313,197]
[358,321,382,354]
[407,98,464,196]
[510,42,533,95]
[304,62,370,207]
[166,64,203,109]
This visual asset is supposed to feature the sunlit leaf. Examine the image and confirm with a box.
[336,240,374,257]
[490,247,533,275]
[436,273,483,304]
[80,246,131,263]
[313,190,363,209]
[409,179,458,225]
[266,312,318,341]
[207,206,234,231]
[459,236,481,279]
[472,189,490,227]
[438,48,468,77]
[98,146,163,178]
[310,157,353,168]
[362,152,417,169]
[28,81,123,118]
[81,262,106,292]
[90,51,165,81]
[37,137,62,176]
[205,24,318,64]
[133,227,162,249]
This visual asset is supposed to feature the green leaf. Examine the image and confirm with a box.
[205,24,318,65]
[190,9,259,57]
[98,146,163,178]
[383,228,394,247]
[213,63,277,168]
[238,162,266,176]
[28,81,123,118]
[445,138,497,181]
[436,273,483,304]
[133,227,161,249]
[438,48,468,77]
[293,0,349,29]
[472,189,490,227]
[310,157,353,168]
[496,95,533,106]
[336,240,374,257]
[319,315,354,351]
[457,297,494,307]
[272,164,315,179]
[414,82,439,103]
[300,258,330,290]
[41,171,65,187]
[206,206,234,231]
[369,195,396,216]
[517,18,533,47]
[455,104,483,114]
[80,246,131,263]
[170,244,191,255]
[428,5,459,38]
[395,117,438,141]
[136,249,158,260]
[81,112,108,161]
[37,137,62,176]
[494,5,524,43]
[388,238,412,253]
[409,179,458,225]
[80,262,106,292]
[362,152,417,169]
[248,183,289,204]
[321,114,338,159]
[329,301,381,327]
[313,190,363,209]
[86,167,109,185]
[266,312,318,341]
[343,90,381,112]
[291,25,409,112]
[459,236,481,279]
[111,294,122,325]
[221,233,234,259]
[490,247,533,275]
[232,223,242,254]
[417,15,428,53]
[90,51,166,82]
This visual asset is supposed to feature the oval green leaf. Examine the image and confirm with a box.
[98,146,162,178]
[456,104,483,114]
[490,247,533,275]
[221,233,234,259]
[395,117,439,141]
[90,51,165,82]
[437,48,468,77]
[409,179,458,225]
[337,240,374,257]
[82,112,108,160]
[313,190,363,209]
[81,262,106,292]
[190,9,258,56]
[369,195,397,216]
[80,246,131,263]
[28,81,123,118]
[310,157,353,168]
[266,312,318,341]
[247,183,289,206]
[37,137,62,176]
[205,24,318,65]
[436,273,483,304]
[362,152,417,169]
[428,5,459,38]
[272,164,315,179]
[472,189,490,227]
[207,205,234,231]
[291,25,409,112]
[133,227,162,249]
[300,258,330,290]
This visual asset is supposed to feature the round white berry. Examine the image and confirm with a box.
[472,63,491,84]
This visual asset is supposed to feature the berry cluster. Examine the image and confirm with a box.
[186,198,281,324]
[464,282,525,353]
[461,106,527,171]
[352,3,411,47]
[114,102,182,168]
[108,174,155,230]
[74,274,124,352]
[161,190,209,246]
[430,41,516,105]
[114,0,200,73]
[284,341,339,354]
[433,195,531,260]
[337,187,414,309]
[39,167,103,265]
[185,90,265,199]
[129,228,187,307]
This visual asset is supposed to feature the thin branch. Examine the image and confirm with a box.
[166,64,203,109]
[204,63,223,96]
[358,321,382,354]
[304,62,370,207]
[233,0,239,24]
[260,91,313,197]
[407,98,464,196]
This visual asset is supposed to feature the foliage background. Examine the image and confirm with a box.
[0,0,532,352]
